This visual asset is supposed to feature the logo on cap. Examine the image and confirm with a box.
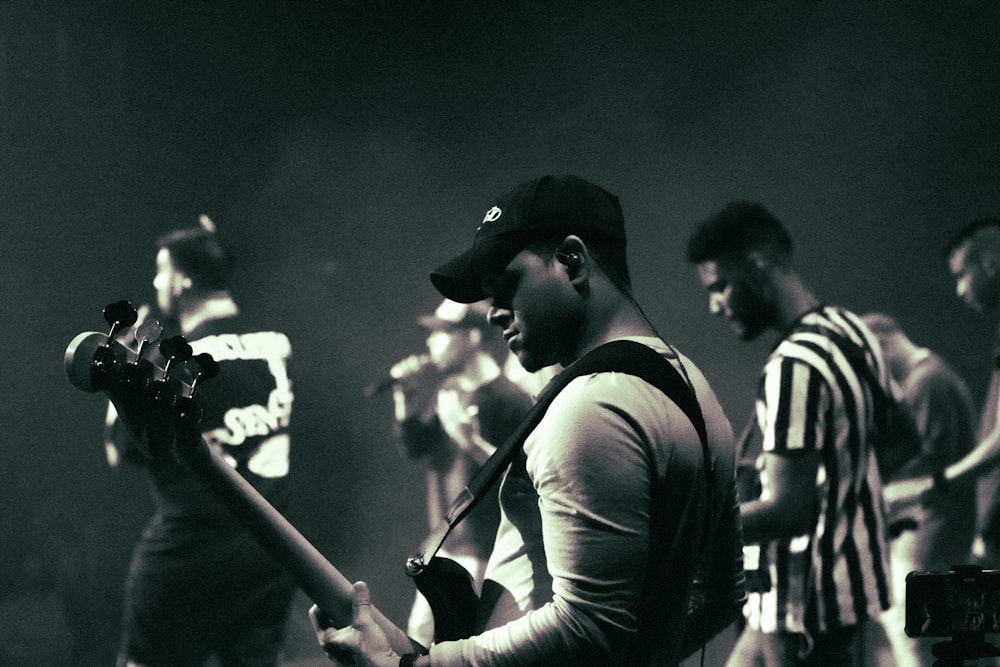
[479,205,502,231]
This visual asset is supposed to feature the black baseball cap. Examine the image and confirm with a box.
[430,175,626,303]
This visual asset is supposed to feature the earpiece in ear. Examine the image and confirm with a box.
[556,251,581,268]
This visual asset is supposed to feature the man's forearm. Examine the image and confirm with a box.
[946,429,1000,486]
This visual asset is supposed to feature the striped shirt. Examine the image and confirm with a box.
[743,306,892,635]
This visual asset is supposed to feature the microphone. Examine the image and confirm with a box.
[362,354,433,398]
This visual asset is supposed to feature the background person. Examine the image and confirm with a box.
[686,202,892,666]
[862,311,977,666]
[387,298,534,647]
[886,218,1000,567]
[105,216,298,667]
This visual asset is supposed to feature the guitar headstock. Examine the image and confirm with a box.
[65,300,220,461]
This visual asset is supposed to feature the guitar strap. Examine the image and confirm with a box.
[412,338,711,570]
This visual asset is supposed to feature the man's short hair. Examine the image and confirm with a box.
[942,217,1000,260]
[685,201,793,267]
[156,225,232,291]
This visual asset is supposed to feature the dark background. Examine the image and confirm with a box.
[1,1,997,664]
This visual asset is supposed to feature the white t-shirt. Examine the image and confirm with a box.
[429,338,738,666]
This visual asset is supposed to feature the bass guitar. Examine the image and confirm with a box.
[64,301,479,652]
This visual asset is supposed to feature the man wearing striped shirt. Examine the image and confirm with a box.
[687,202,892,666]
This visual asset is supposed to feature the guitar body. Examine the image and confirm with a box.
[65,320,470,652]
[412,555,480,642]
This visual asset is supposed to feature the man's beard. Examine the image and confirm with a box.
[731,281,777,341]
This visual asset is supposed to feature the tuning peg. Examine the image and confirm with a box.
[158,335,193,379]
[186,353,220,397]
[168,352,216,430]
[102,301,138,340]
[133,318,163,361]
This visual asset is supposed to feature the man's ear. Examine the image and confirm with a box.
[555,236,586,274]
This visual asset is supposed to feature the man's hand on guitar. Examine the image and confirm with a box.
[310,582,401,667]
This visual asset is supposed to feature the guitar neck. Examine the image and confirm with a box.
[183,438,350,609]
[177,437,421,653]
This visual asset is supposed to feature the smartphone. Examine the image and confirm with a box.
[906,567,1000,638]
